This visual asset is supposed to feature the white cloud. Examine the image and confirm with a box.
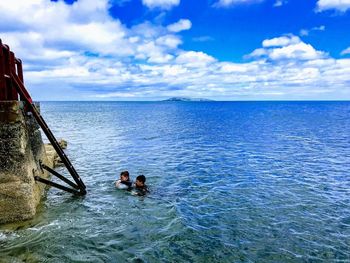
[0,0,189,68]
[220,62,249,73]
[316,25,326,31]
[299,29,309,36]
[274,0,287,7]
[262,35,301,47]
[135,40,175,63]
[175,51,216,67]
[167,19,192,32]
[250,35,327,61]
[316,0,350,12]
[142,0,180,10]
[247,48,267,57]
[269,42,326,60]
[156,35,182,48]
[0,0,133,58]
[299,25,326,36]
[341,47,350,55]
[213,0,263,8]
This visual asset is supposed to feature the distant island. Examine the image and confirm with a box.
[163,97,214,102]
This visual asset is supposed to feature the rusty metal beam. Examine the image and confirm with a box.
[0,40,6,100]
[15,59,24,82]
[9,51,18,100]
[2,43,11,100]
[15,59,24,101]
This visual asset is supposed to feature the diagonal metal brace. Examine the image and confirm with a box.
[34,176,84,196]
[39,161,80,190]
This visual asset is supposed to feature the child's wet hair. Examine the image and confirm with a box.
[136,175,146,183]
[120,171,129,178]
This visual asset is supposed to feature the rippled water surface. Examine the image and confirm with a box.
[1,101,350,262]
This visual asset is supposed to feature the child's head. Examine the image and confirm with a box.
[135,175,146,187]
[120,171,130,182]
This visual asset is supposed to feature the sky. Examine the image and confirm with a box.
[1,0,350,101]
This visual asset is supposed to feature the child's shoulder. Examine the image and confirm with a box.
[136,185,149,196]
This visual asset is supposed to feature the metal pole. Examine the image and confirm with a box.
[2,44,10,100]
[0,40,6,100]
[9,51,18,100]
[15,59,24,101]
[15,59,24,83]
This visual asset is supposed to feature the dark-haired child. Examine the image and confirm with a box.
[132,175,149,196]
[115,170,132,190]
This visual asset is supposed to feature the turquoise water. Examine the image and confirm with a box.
[1,101,350,262]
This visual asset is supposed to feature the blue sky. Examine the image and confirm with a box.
[1,0,350,100]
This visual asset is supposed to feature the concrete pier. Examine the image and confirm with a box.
[0,101,55,224]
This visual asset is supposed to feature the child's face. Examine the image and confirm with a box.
[120,175,129,182]
[135,179,144,187]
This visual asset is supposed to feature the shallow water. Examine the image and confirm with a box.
[1,101,350,262]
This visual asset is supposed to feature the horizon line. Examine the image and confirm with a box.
[36,99,350,102]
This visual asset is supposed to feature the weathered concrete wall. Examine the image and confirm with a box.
[0,101,52,224]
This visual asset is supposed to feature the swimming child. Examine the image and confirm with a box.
[132,175,149,196]
[115,170,132,190]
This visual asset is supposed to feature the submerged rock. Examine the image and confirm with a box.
[59,139,67,149]
[44,139,68,167]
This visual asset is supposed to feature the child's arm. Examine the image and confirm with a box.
[115,179,121,187]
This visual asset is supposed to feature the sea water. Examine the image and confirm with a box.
[1,101,350,262]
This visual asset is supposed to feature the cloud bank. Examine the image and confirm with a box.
[0,0,349,100]
[316,0,350,12]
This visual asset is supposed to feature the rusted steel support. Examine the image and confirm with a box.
[0,43,18,100]
[15,59,24,101]
[2,44,11,100]
[9,51,18,100]
[10,67,33,103]
[15,59,24,82]
[1,42,24,101]
[0,40,5,100]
